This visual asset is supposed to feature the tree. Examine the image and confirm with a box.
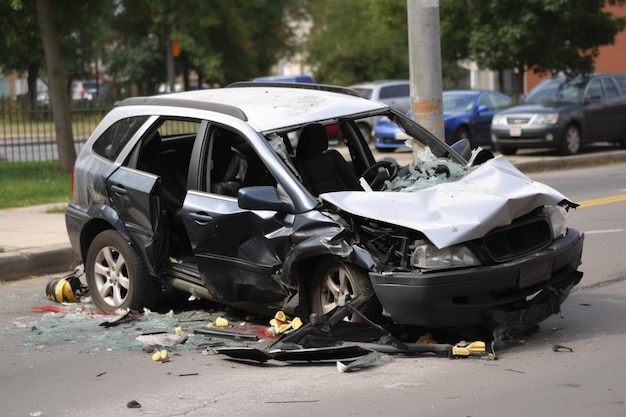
[36,0,75,172]
[442,0,626,97]
[0,0,45,108]
[302,0,409,85]
[106,0,296,91]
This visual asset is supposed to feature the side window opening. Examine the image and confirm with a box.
[207,127,276,197]
[136,118,201,213]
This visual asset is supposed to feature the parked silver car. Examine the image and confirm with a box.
[349,80,411,141]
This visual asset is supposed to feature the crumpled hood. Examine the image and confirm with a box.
[321,156,571,249]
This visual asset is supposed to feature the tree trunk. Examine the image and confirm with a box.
[26,64,39,111]
[36,0,76,172]
[514,66,526,101]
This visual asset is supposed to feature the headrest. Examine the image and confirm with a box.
[296,124,329,158]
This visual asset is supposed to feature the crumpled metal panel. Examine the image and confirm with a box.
[321,156,571,249]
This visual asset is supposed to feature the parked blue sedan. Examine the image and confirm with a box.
[374,90,511,152]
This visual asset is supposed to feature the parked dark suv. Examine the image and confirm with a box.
[491,73,626,155]
[66,82,584,333]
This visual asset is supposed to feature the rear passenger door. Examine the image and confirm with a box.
[582,77,612,141]
[106,167,165,272]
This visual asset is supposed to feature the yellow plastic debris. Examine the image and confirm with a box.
[452,341,486,356]
[215,317,229,327]
[278,322,292,333]
[152,349,169,362]
[291,317,303,330]
[274,311,287,322]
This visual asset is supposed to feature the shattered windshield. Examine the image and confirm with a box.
[524,78,586,103]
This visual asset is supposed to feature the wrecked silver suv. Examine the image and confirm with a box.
[66,82,584,334]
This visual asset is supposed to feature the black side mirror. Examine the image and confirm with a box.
[238,186,294,213]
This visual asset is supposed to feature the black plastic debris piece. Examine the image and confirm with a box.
[552,344,573,352]
[127,400,141,408]
[215,345,373,363]
[99,310,137,328]
[194,328,259,341]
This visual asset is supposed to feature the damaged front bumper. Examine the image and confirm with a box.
[369,228,584,328]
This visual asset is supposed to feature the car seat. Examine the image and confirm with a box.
[294,123,361,196]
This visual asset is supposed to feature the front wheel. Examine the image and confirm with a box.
[498,146,517,156]
[558,124,581,155]
[85,230,160,312]
[453,127,470,143]
[310,258,380,322]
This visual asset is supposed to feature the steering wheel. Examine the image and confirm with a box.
[360,160,399,190]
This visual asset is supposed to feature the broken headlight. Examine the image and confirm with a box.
[411,240,481,270]
[544,204,568,239]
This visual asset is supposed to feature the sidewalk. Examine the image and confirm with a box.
[1,148,626,282]
[0,203,75,281]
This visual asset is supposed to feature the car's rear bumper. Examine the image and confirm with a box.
[369,228,584,327]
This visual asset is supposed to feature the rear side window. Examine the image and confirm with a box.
[92,116,149,161]
[602,77,620,98]
[379,84,410,99]
[612,75,626,95]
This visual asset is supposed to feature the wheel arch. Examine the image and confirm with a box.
[79,204,130,262]
[284,243,375,318]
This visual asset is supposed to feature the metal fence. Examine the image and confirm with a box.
[0,99,111,162]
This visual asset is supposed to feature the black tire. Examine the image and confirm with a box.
[376,148,396,153]
[557,124,581,155]
[453,127,470,143]
[85,230,160,312]
[499,146,517,156]
[310,258,380,322]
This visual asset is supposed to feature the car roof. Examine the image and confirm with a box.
[349,79,409,88]
[119,83,387,132]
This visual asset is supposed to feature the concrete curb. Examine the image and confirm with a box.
[512,149,626,173]
[0,244,75,281]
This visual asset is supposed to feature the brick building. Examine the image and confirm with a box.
[525,4,626,92]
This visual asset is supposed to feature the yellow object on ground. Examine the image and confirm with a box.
[215,317,229,327]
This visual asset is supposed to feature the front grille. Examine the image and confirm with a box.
[506,116,531,125]
[483,217,552,262]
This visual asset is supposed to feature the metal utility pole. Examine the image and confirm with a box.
[407,0,444,161]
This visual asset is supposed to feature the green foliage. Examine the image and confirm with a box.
[303,0,409,85]
[104,0,296,88]
[452,0,626,84]
[0,161,71,209]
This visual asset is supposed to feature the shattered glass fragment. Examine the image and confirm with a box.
[385,147,473,192]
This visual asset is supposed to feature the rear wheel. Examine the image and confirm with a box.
[454,127,470,143]
[85,230,160,312]
[310,258,380,322]
[558,124,581,155]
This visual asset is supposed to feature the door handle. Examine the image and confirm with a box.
[189,212,213,225]
[110,184,126,195]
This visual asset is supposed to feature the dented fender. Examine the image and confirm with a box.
[281,227,375,288]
